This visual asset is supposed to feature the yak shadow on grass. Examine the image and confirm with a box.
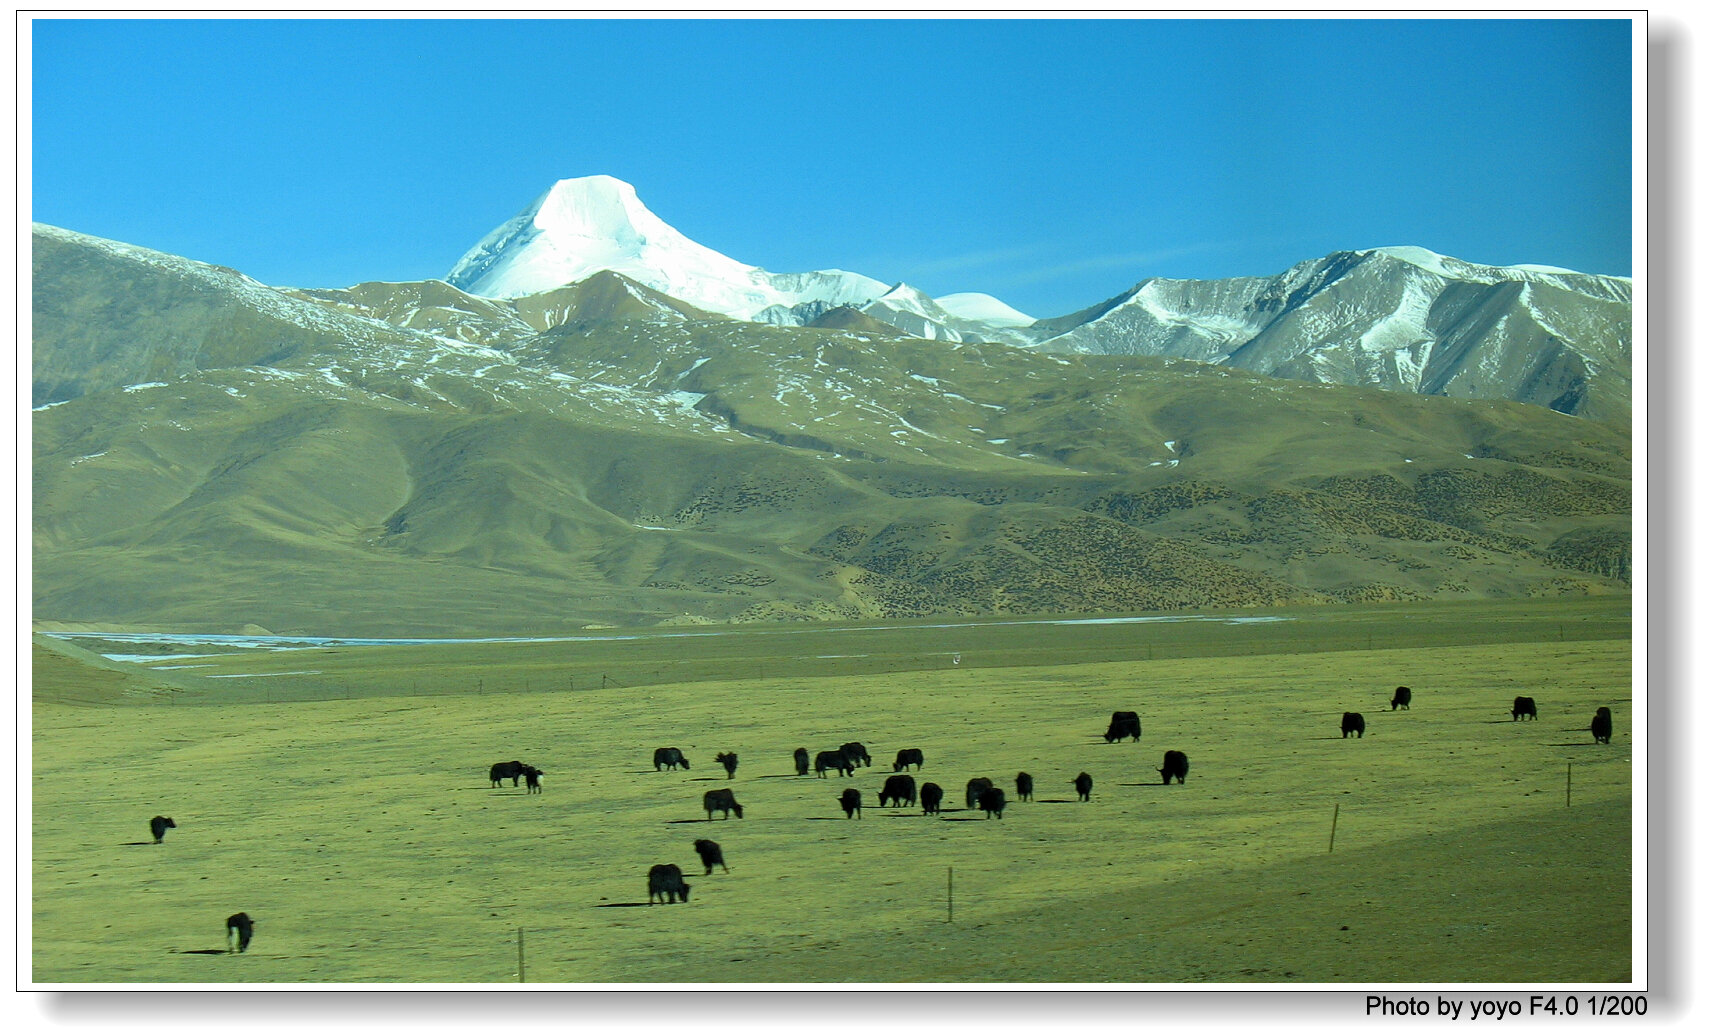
[593,902,653,908]
[174,949,230,956]
[665,818,726,825]
[120,841,161,846]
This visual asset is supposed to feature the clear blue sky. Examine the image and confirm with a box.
[29,16,1634,319]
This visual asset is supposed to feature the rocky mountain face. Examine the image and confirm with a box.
[1030,246,1632,422]
[32,223,1632,636]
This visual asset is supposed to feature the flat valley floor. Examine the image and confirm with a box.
[30,599,1634,985]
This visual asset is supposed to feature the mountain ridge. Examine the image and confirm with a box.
[32,222,1631,636]
[433,177,1631,418]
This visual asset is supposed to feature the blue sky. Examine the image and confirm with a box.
[29,16,1635,319]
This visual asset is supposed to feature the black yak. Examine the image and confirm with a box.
[920,782,944,815]
[703,788,744,820]
[878,774,917,808]
[654,747,690,771]
[840,742,872,768]
[965,776,994,810]
[1341,712,1366,738]
[1158,750,1189,784]
[893,748,924,772]
[979,786,1007,819]
[1015,772,1033,801]
[840,787,863,818]
[226,912,254,953]
[523,765,542,794]
[794,747,811,776]
[1591,706,1614,744]
[489,760,525,787]
[1105,711,1141,743]
[149,815,175,844]
[648,864,690,904]
[1391,686,1412,711]
[715,752,739,779]
[1073,772,1093,802]
[693,838,728,874]
[1511,696,1538,721]
[815,750,854,778]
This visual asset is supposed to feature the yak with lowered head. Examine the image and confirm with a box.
[964,776,994,810]
[653,747,690,771]
[793,747,811,776]
[1511,696,1538,721]
[893,748,924,772]
[978,786,1008,819]
[1158,750,1189,784]
[648,864,690,904]
[815,750,854,778]
[878,774,916,808]
[715,752,739,779]
[1073,772,1093,802]
[703,788,744,820]
[840,787,863,819]
[693,838,728,874]
[149,815,176,844]
[489,760,526,787]
[1391,686,1412,710]
[840,742,872,768]
[920,782,944,815]
[1341,712,1366,738]
[1105,711,1141,743]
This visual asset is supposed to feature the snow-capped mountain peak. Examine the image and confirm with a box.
[445,176,1036,342]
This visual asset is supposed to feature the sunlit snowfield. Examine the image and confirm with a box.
[31,598,1633,984]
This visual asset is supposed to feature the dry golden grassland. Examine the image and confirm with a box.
[31,603,1632,985]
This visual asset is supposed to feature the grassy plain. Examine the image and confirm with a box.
[30,598,1633,985]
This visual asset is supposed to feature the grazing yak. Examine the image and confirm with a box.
[648,864,690,905]
[489,760,526,787]
[964,776,994,810]
[715,752,739,779]
[149,815,176,844]
[1341,712,1366,739]
[1159,750,1190,784]
[693,838,728,875]
[920,782,944,815]
[226,912,254,954]
[523,766,543,794]
[654,747,690,771]
[815,750,855,778]
[1391,686,1412,711]
[1591,706,1614,744]
[1073,772,1093,802]
[794,747,811,776]
[703,788,744,820]
[1015,772,1033,801]
[978,786,1008,819]
[841,742,873,768]
[1104,711,1142,743]
[893,748,924,772]
[840,788,863,819]
[878,774,917,808]
[1511,696,1538,721]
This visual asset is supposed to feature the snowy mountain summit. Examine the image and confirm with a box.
[445,175,1032,341]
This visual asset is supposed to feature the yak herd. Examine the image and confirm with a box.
[600,693,1620,904]
[145,685,1623,948]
